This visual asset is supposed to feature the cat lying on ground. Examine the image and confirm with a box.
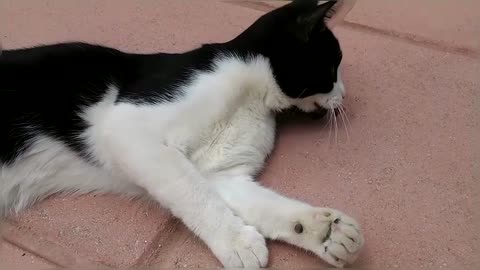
[0,0,363,267]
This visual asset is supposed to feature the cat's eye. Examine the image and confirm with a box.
[294,223,303,234]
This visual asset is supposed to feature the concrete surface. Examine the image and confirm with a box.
[0,241,54,270]
[1,0,479,269]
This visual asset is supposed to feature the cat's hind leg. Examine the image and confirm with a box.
[211,175,364,268]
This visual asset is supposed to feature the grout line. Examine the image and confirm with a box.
[472,43,480,267]
[225,0,479,59]
[2,236,64,268]
[135,222,207,268]
[224,0,281,12]
[133,218,182,266]
[1,221,92,268]
[340,21,479,59]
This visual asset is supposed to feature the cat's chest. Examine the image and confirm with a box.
[182,101,277,174]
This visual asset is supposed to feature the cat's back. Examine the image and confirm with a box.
[0,41,217,164]
[0,42,162,163]
[0,42,137,103]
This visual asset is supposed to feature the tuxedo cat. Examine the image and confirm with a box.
[0,0,363,267]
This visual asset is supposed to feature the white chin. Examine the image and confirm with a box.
[293,97,337,112]
[296,103,320,113]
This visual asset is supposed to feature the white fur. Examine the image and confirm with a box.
[0,56,363,268]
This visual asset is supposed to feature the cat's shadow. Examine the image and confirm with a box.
[276,108,331,127]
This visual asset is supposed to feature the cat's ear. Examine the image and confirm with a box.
[325,0,357,29]
[291,0,356,42]
[291,0,338,42]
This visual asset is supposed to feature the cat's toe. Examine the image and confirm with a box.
[316,209,364,267]
[215,225,268,268]
[282,207,363,268]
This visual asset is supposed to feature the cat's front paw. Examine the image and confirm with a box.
[316,208,364,267]
[214,225,269,268]
[284,207,364,268]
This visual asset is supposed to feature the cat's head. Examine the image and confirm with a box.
[234,0,353,112]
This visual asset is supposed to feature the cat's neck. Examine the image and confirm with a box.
[138,43,292,112]
[206,53,292,112]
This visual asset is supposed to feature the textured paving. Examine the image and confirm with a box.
[1,0,479,269]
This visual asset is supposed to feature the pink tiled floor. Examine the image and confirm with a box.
[1,0,479,269]
[0,240,54,270]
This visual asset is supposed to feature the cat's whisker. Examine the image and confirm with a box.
[338,105,350,142]
[331,105,338,145]
[322,108,332,129]
[340,104,352,130]
[335,113,339,145]
[316,110,332,145]
[296,88,308,99]
[331,106,338,145]
[341,105,353,141]
[327,108,334,144]
[343,106,352,137]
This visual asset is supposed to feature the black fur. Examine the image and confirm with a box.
[0,0,342,164]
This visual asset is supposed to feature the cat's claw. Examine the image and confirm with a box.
[215,225,268,268]
[285,207,364,268]
[316,209,364,268]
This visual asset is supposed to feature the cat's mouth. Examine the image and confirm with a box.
[312,102,340,120]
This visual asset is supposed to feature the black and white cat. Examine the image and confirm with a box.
[0,0,364,268]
